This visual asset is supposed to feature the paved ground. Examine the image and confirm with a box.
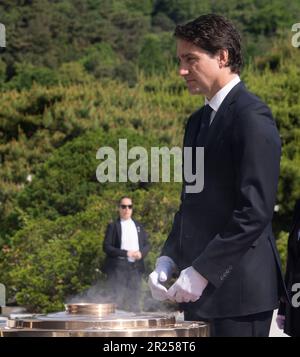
[269,309,288,337]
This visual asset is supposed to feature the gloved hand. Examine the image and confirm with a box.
[167,266,208,303]
[276,314,285,330]
[148,256,177,301]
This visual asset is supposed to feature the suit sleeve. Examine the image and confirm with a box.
[160,115,195,265]
[103,223,127,258]
[192,102,281,288]
[140,226,151,258]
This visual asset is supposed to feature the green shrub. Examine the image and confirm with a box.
[6,63,59,90]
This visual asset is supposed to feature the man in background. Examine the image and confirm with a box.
[103,196,150,311]
[277,199,300,336]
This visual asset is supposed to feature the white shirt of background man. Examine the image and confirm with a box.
[120,218,139,262]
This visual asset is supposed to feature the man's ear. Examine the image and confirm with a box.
[218,49,229,68]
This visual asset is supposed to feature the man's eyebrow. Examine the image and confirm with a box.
[177,53,198,59]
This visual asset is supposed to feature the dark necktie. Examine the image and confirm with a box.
[190,104,213,176]
[197,104,213,147]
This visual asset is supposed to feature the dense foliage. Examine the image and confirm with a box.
[1,0,300,86]
[0,1,299,311]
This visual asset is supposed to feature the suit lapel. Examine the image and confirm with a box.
[133,219,142,248]
[204,81,245,155]
[116,219,122,246]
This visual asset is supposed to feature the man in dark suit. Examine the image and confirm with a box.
[103,196,150,312]
[148,14,286,336]
[277,199,300,336]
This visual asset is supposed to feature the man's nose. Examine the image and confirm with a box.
[179,67,189,76]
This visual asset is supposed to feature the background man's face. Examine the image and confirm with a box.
[119,198,133,220]
[177,39,221,98]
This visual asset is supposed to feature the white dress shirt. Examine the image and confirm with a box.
[120,218,139,262]
[205,75,241,124]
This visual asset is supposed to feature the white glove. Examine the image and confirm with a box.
[167,266,208,303]
[148,256,177,301]
[276,314,285,330]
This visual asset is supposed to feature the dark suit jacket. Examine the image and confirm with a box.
[103,218,150,274]
[162,81,286,318]
[279,199,300,336]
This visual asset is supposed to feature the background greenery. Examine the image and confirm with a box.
[0,0,299,312]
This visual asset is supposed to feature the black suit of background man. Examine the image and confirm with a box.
[103,198,150,312]
[278,199,300,336]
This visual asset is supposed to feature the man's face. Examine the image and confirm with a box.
[119,198,133,220]
[176,39,221,99]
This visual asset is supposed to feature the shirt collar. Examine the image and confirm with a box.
[120,218,133,223]
[205,75,240,112]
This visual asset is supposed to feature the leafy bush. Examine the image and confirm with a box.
[0,38,300,311]
[3,211,107,312]
[6,63,59,90]
[276,231,289,273]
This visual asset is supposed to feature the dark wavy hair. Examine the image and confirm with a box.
[119,196,132,205]
[174,14,243,74]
